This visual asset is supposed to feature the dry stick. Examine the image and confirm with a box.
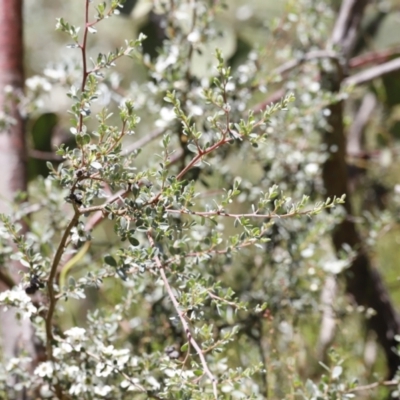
[147,232,218,400]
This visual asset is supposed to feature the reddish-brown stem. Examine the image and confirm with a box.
[166,207,323,220]
[45,208,80,359]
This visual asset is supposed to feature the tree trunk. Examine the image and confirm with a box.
[0,1,36,398]
[321,0,400,379]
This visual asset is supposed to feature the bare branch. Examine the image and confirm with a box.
[344,57,400,86]
[273,50,340,77]
[28,149,63,161]
[330,0,368,58]
[349,47,400,69]
[347,93,376,156]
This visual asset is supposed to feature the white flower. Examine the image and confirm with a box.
[187,31,200,43]
[62,327,87,351]
[121,379,140,391]
[6,357,21,372]
[94,385,112,397]
[236,5,253,21]
[64,365,80,379]
[155,45,179,73]
[34,362,54,378]
[146,376,160,389]
[155,107,176,128]
[95,362,114,378]
[69,382,87,396]
[0,287,37,318]
[304,163,319,176]
[64,327,87,341]
[26,75,52,92]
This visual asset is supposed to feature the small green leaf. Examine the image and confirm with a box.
[129,236,139,246]
[187,143,198,153]
[104,255,117,267]
[180,342,188,352]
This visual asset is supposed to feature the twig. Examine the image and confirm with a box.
[347,93,376,156]
[317,276,337,361]
[45,204,80,399]
[56,188,130,277]
[122,128,164,156]
[344,57,400,86]
[29,149,63,161]
[45,207,80,358]
[166,206,326,220]
[84,349,150,394]
[349,47,400,69]
[349,380,398,392]
[272,50,340,77]
[147,231,218,399]
[253,89,285,114]
[207,291,239,308]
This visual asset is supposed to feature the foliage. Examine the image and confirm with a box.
[1,0,400,399]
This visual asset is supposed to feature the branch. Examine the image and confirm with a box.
[45,207,80,360]
[317,276,337,361]
[347,93,376,156]
[329,0,368,58]
[29,149,64,161]
[272,50,340,77]
[166,206,332,220]
[122,128,164,156]
[349,380,398,393]
[349,47,400,69]
[344,57,400,86]
[147,231,218,399]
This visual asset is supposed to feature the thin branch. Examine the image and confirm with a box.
[122,128,164,156]
[329,0,368,58]
[317,276,338,361]
[349,47,400,69]
[347,93,376,156]
[45,207,80,360]
[349,380,398,393]
[272,50,340,77]
[147,231,218,399]
[344,57,400,86]
[253,89,285,114]
[148,135,232,206]
[207,291,239,308]
[166,206,327,220]
[56,188,130,277]
[28,149,63,161]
